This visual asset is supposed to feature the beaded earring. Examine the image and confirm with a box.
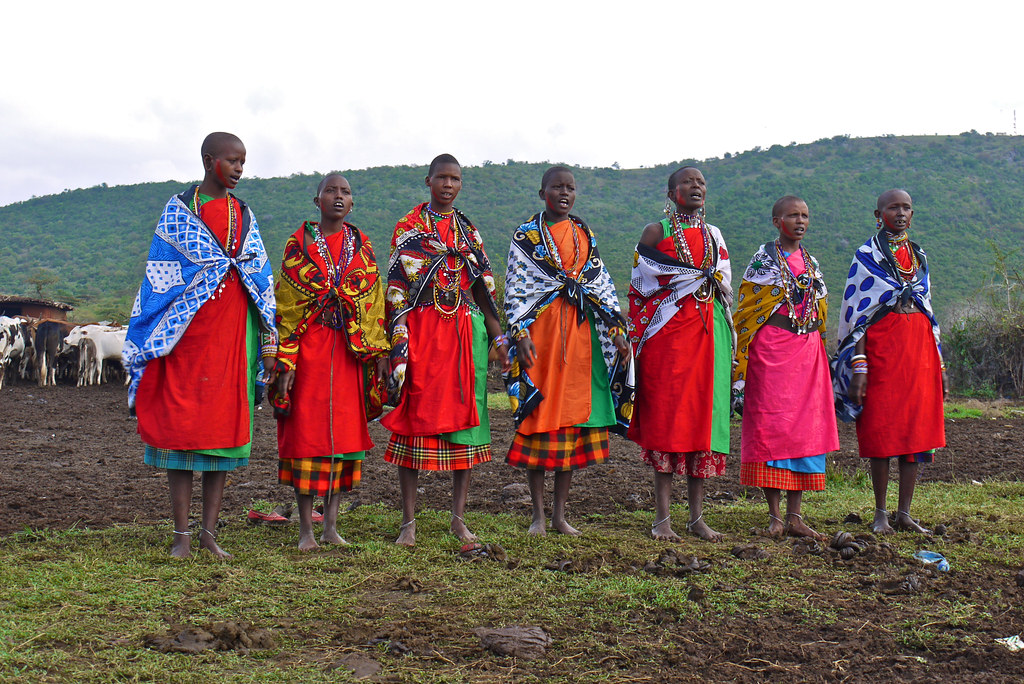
[663,197,674,217]
[875,217,883,230]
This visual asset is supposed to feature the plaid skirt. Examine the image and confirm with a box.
[740,461,826,491]
[384,434,491,471]
[279,457,361,495]
[507,427,609,472]
[641,449,726,479]
[144,446,247,472]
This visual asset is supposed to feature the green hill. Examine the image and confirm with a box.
[2,132,1022,324]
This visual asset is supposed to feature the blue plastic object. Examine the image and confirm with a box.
[914,550,950,571]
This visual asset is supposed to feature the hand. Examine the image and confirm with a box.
[375,356,389,385]
[497,341,512,373]
[613,334,630,359]
[516,336,537,370]
[262,356,278,386]
[848,373,867,406]
[275,369,295,398]
[942,370,949,400]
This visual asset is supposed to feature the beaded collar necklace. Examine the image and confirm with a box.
[539,211,583,273]
[308,221,354,287]
[670,210,714,303]
[426,204,466,319]
[192,187,237,254]
[773,239,818,334]
[885,232,919,281]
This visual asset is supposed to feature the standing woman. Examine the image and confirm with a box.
[628,167,734,542]
[381,154,511,546]
[270,174,389,551]
[503,166,632,536]
[732,196,838,540]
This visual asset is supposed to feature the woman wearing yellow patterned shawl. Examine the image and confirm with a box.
[270,174,389,551]
[732,196,837,540]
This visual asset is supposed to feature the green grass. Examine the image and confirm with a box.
[2,479,1024,682]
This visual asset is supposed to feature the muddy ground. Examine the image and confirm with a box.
[3,381,1024,682]
[1,381,1021,534]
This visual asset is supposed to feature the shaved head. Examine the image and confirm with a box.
[877,189,912,211]
[201,132,243,159]
[317,172,348,195]
[667,166,701,191]
[772,195,805,218]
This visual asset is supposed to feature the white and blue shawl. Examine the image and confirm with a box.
[124,188,276,407]
[832,232,941,422]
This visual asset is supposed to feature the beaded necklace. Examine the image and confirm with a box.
[192,187,237,255]
[539,211,583,274]
[192,188,238,300]
[427,204,465,318]
[309,222,355,287]
[669,210,714,303]
[886,232,919,281]
[773,239,818,334]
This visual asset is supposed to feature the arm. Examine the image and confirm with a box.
[639,222,664,249]
[847,336,867,405]
[472,280,511,372]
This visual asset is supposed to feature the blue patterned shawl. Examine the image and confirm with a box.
[124,187,276,407]
[831,231,941,422]
[503,213,633,435]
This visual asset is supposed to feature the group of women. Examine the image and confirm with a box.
[127,134,946,557]
[267,155,947,551]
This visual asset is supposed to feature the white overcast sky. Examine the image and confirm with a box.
[0,0,1019,207]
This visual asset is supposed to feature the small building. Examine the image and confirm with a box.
[0,294,74,320]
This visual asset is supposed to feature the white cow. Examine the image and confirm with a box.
[0,315,30,389]
[63,325,127,386]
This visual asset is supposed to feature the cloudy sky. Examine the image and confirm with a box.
[0,0,1019,207]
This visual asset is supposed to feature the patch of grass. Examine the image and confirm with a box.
[486,391,511,410]
[2,479,1024,682]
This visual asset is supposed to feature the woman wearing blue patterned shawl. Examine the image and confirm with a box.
[832,189,946,535]
[504,166,632,536]
[124,133,276,559]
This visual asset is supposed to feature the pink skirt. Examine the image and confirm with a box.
[741,325,838,463]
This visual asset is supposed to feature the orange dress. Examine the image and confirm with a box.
[506,219,614,471]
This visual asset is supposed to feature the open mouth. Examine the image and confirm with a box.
[333,201,345,210]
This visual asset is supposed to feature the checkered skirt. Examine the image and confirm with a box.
[740,461,825,491]
[278,457,362,495]
[144,446,247,472]
[384,434,491,471]
[506,427,609,471]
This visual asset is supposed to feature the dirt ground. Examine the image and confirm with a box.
[3,381,1024,682]
[1,381,1021,534]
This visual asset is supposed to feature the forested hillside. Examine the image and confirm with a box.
[1,132,1022,324]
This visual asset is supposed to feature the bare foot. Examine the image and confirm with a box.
[552,519,582,536]
[785,517,826,542]
[198,537,233,560]
[320,529,349,546]
[766,517,786,539]
[687,518,723,542]
[651,519,682,542]
[894,511,931,534]
[528,518,547,536]
[871,510,895,535]
[297,533,320,552]
[396,520,416,547]
[451,516,478,543]
[170,534,191,559]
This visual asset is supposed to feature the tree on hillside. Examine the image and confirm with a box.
[25,267,58,298]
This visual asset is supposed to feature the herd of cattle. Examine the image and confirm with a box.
[0,316,128,389]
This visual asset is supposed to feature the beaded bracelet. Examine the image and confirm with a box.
[492,334,510,347]
[392,324,409,335]
[515,328,531,341]
[851,354,867,362]
[851,358,868,375]
[608,326,626,339]
[259,344,278,358]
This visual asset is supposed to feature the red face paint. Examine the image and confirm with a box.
[214,159,232,188]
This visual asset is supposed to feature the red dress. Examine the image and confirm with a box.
[136,197,252,452]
